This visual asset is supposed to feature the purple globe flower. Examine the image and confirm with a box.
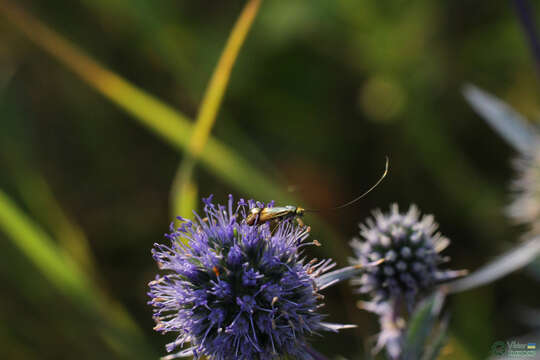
[149,195,352,360]
[350,204,466,308]
[350,204,467,359]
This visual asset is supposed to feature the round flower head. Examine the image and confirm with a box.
[507,148,540,234]
[149,195,349,360]
[350,204,466,359]
[350,204,466,309]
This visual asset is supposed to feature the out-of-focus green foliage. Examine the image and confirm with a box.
[172,0,262,220]
[0,0,539,359]
[403,292,448,360]
[0,189,156,359]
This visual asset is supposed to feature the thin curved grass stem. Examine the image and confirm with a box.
[172,0,262,218]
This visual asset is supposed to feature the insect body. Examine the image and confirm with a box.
[246,205,305,226]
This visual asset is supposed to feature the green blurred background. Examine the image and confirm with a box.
[0,0,538,359]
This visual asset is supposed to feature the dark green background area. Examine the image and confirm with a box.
[0,1,538,359]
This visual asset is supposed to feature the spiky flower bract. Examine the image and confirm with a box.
[148,195,349,360]
[507,148,540,234]
[350,204,466,359]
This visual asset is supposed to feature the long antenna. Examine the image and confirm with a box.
[307,156,389,212]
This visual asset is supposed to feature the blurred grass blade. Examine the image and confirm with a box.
[172,165,199,223]
[0,0,286,203]
[463,84,539,155]
[0,189,157,359]
[421,315,450,360]
[190,0,261,157]
[13,171,97,278]
[0,102,97,282]
[0,82,101,293]
[403,291,445,359]
[404,294,473,360]
[448,236,540,293]
[0,189,91,301]
[172,0,262,219]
